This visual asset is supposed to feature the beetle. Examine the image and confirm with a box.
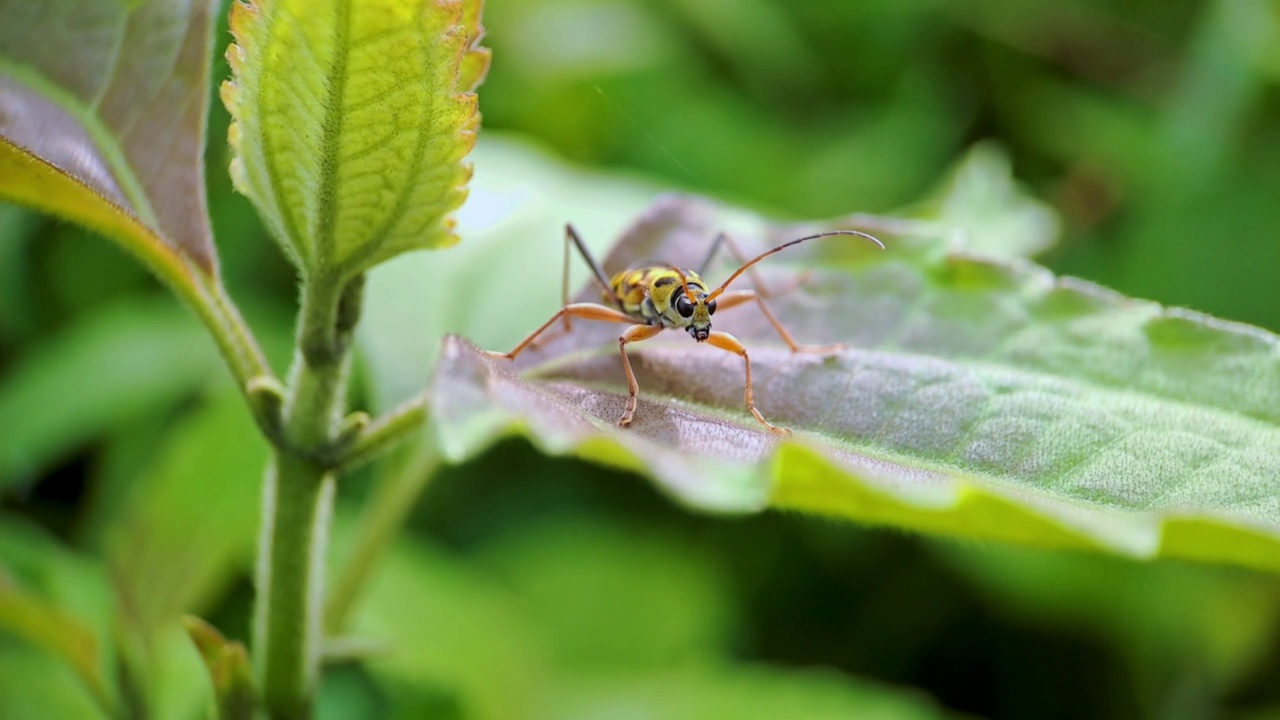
[484,225,883,435]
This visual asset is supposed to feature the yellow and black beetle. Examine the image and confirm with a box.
[485,225,883,435]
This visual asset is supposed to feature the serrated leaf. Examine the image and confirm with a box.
[428,194,1280,573]
[223,0,490,277]
[0,0,219,276]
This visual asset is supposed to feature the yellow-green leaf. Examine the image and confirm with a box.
[0,0,220,276]
[183,616,255,720]
[223,0,490,277]
[425,194,1280,574]
[0,516,118,716]
[0,585,112,713]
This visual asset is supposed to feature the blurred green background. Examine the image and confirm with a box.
[4,0,1280,718]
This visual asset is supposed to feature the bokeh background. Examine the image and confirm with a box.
[5,0,1280,718]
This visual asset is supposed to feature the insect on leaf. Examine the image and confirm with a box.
[0,0,220,279]
[429,194,1280,573]
[223,0,490,278]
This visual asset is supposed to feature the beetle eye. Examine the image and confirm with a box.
[707,299,716,316]
[674,294,695,318]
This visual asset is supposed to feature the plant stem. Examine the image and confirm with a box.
[254,274,354,719]
[197,272,274,390]
[174,266,283,441]
[335,395,429,475]
[255,454,334,719]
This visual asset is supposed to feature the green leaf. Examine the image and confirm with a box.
[426,194,1280,572]
[0,299,219,490]
[184,616,255,720]
[0,516,118,715]
[544,664,951,720]
[0,0,219,276]
[347,525,545,720]
[908,140,1060,259]
[142,621,219,720]
[105,389,268,634]
[0,643,109,720]
[476,516,733,670]
[0,586,113,714]
[222,0,490,277]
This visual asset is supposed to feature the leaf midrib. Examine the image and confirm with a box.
[524,341,1280,442]
[314,0,353,269]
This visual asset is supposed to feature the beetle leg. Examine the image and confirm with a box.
[704,331,790,436]
[616,324,665,427]
[485,303,636,361]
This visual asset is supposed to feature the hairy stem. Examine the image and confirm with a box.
[336,395,428,475]
[154,261,283,438]
[254,273,356,719]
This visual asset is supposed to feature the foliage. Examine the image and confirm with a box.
[223,0,489,277]
[3,0,1280,719]
[428,195,1280,571]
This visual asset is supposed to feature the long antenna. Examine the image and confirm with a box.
[666,265,698,303]
[706,230,884,301]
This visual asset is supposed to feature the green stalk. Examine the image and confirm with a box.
[335,395,428,475]
[254,274,355,719]
[255,454,334,719]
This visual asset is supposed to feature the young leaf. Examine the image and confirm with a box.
[222,0,490,278]
[184,616,256,720]
[0,0,219,276]
[428,195,1280,573]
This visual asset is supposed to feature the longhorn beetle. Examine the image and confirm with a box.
[484,225,884,436]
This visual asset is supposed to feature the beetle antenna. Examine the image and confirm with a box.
[666,265,699,303]
[706,229,883,301]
